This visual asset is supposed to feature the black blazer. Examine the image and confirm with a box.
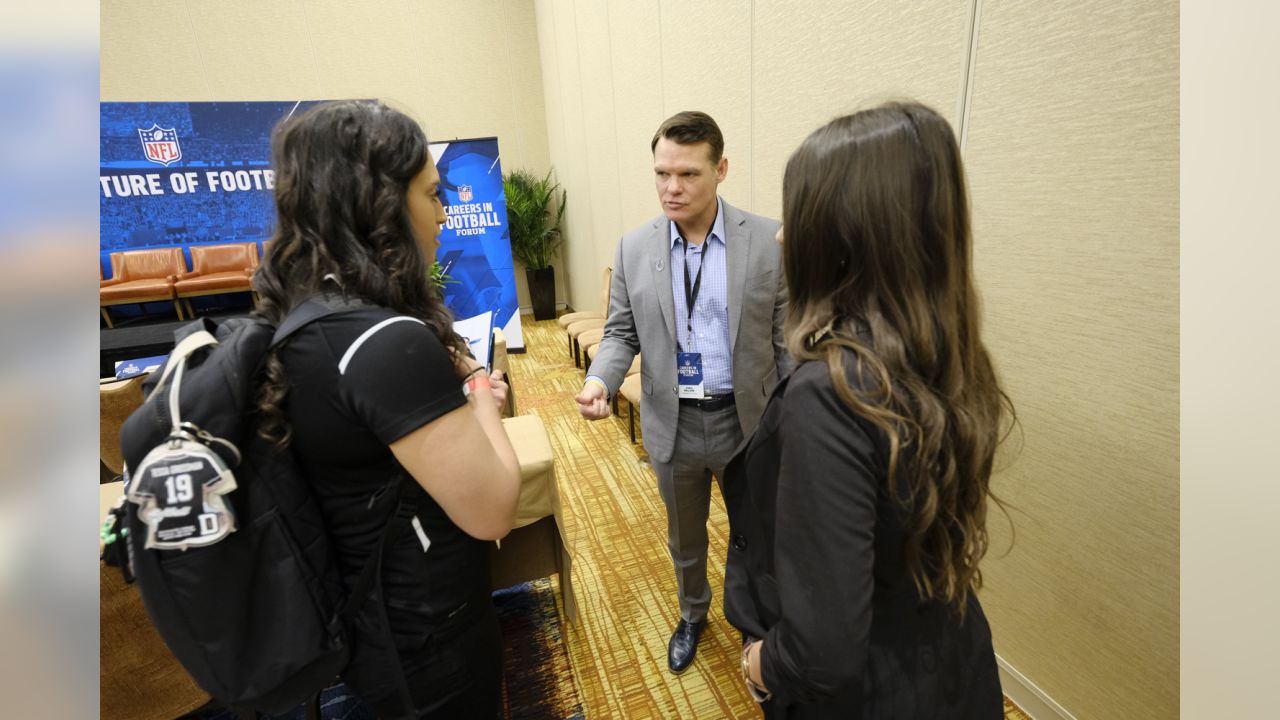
[722,356,1003,719]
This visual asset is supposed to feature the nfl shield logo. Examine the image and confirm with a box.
[138,124,182,166]
[458,184,473,202]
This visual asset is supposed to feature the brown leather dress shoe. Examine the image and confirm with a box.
[667,619,706,674]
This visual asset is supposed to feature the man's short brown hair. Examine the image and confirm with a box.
[651,111,724,163]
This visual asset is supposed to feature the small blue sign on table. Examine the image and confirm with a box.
[115,355,168,380]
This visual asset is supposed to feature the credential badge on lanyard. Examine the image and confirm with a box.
[677,237,707,399]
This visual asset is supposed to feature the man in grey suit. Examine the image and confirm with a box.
[575,111,789,674]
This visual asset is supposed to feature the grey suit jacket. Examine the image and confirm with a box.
[587,199,790,465]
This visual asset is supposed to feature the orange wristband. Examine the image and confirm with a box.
[463,374,491,397]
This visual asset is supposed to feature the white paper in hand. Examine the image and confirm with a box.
[452,310,495,371]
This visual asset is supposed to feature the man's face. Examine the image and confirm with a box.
[653,138,727,230]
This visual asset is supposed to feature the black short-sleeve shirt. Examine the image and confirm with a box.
[280,303,488,623]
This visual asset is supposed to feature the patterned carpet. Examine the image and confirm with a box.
[495,579,585,719]
[509,315,1032,719]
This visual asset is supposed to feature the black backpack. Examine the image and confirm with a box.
[117,300,418,716]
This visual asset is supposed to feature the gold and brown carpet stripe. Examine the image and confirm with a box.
[509,316,1031,720]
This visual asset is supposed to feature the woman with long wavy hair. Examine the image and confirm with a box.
[723,102,1012,718]
[253,100,521,719]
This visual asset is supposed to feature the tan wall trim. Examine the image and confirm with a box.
[998,653,1078,720]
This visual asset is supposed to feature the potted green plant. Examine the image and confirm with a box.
[503,168,566,320]
[428,259,458,290]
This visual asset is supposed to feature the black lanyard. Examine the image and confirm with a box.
[682,237,705,338]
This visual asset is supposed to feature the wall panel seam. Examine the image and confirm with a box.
[499,0,525,168]
[656,0,665,116]
[181,0,214,98]
[956,0,983,156]
[570,1,599,291]
[297,0,323,100]
[605,1,625,237]
[748,0,755,212]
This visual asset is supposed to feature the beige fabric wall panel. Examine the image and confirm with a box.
[538,0,600,311]
[531,0,573,309]
[750,0,970,220]
[569,0,624,309]
[607,1,667,236]
[101,1,209,99]
[658,1,753,212]
[964,1,1178,718]
[292,1,424,112]
[498,0,553,176]
[183,2,318,100]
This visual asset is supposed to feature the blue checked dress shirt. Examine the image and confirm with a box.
[669,199,732,395]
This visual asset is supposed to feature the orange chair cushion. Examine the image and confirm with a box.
[109,248,186,282]
[191,243,258,275]
[175,270,253,294]
[100,278,176,302]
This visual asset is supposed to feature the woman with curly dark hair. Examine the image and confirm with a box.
[253,100,520,719]
[723,102,1012,718]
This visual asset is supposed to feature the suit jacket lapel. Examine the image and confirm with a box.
[650,218,676,344]
[724,200,749,355]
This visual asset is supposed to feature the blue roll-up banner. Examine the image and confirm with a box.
[100,100,524,350]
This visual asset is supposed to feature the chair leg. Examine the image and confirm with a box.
[182,298,195,318]
[568,333,574,360]
[100,307,113,328]
[627,401,636,444]
[573,338,581,368]
[173,299,185,320]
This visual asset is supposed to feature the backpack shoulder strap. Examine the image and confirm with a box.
[271,298,339,347]
[147,327,219,402]
[270,294,372,347]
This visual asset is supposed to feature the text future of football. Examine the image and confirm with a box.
[98,169,277,198]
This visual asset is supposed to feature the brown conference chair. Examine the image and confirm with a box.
[174,242,260,317]
[581,350,639,414]
[618,374,643,444]
[100,376,146,480]
[561,267,612,361]
[100,248,190,327]
[574,327,605,368]
[100,481,210,719]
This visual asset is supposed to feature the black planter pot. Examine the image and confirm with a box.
[526,266,556,320]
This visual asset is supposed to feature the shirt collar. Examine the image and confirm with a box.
[669,197,725,250]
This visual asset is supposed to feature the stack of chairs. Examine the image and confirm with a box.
[560,267,611,368]
[560,269,644,444]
